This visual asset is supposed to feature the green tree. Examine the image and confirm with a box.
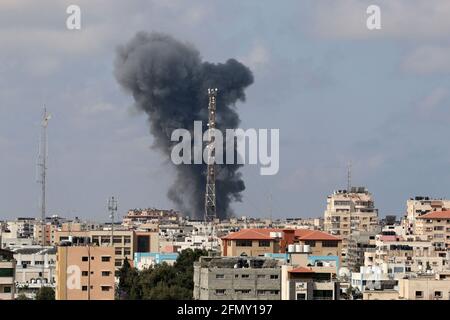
[117,257,138,300]
[117,249,208,300]
[16,293,31,300]
[35,286,55,300]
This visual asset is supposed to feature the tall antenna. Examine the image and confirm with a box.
[205,88,218,249]
[108,196,118,246]
[37,107,51,284]
[205,88,217,223]
[347,161,352,192]
[38,108,51,242]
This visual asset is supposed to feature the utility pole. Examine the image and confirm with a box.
[204,88,218,251]
[108,196,118,246]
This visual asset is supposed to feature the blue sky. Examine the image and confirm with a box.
[1,0,450,221]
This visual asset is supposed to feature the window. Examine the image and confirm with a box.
[124,249,131,256]
[269,290,279,295]
[415,291,423,298]
[102,256,111,262]
[322,241,338,247]
[270,274,278,279]
[236,240,252,247]
[241,274,249,278]
[82,271,89,276]
[215,289,226,295]
[124,236,131,244]
[259,240,270,247]
[216,274,224,279]
[82,256,88,262]
[102,271,111,277]
[115,260,122,267]
[0,268,14,277]
[257,275,265,279]
[82,286,88,291]
[115,249,122,255]
[235,289,251,294]
[3,286,11,293]
[101,286,111,292]
[434,291,442,298]
[113,236,122,244]
[304,240,316,247]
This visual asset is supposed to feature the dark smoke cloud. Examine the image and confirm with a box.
[114,32,254,219]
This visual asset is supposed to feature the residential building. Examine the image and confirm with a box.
[55,229,159,270]
[415,210,450,251]
[281,251,340,300]
[281,266,339,300]
[397,272,450,300]
[0,249,16,300]
[55,245,115,300]
[346,231,377,272]
[403,197,450,235]
[221,228,341,261]
[193,256,281,300]
[323,187,379,264]
[13,246,56,297]
[33,223,58,246]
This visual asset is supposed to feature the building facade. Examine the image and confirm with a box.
[193,256,281,300]
[55,245,115,300]
[324,187,379,264]
[0,249,16,300]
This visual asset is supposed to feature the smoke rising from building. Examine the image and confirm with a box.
[114,32,254,219]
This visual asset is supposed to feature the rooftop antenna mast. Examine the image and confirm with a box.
[205,88,218,250]
[38,107,51,284]
[108,196,118,246]
[347,161,352,193]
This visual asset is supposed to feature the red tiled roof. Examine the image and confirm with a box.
[294,229,341,241]
[288,267,315,274]
[221,228,341,241]
[380,235,398,242]
[417,210,450,219]
[221,228,278,240]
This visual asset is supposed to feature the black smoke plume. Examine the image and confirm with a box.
[114,32,254,219]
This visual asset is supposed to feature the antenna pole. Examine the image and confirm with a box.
[38,107,51,286]
[347,161,352,192]
[205,88,218,250]
[108,197,118,246]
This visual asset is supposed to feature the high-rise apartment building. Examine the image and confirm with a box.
[324,187,379,263]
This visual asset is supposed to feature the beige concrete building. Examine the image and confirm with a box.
[398,272,450,300]
[324,187,379,263]
[221,228,341,260]
[403,197,450,235]
[0,249,16,300]
[34,223,58,246]
[56,245,115,300]
[281,252,340,300]
[55,229,159,270]
[415,210,450,252]
[193,256,281,300]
